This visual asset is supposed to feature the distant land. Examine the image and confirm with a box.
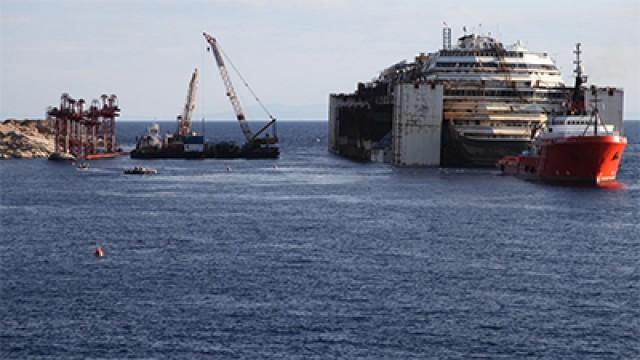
[0,119,54,159]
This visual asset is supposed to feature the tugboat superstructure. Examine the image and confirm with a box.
[497,44,627,185]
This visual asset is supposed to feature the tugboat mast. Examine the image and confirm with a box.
[570,43,588,114]
[592,88,599,136]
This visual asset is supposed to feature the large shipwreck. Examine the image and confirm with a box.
[328,27,624,167]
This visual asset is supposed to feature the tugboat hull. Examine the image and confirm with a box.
[498,135,627,185]
[85,152,125,160]
[537,135,626,184]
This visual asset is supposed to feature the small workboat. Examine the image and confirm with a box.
[124,166,157,175]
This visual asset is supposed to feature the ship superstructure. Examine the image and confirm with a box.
[328,27,624,167]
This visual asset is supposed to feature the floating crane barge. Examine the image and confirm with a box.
[131,32,279,160]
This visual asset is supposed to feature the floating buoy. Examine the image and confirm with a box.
[95,247,104,257]
[225,166,232,172]
[273,164,279,170]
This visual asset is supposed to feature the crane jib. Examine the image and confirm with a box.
[179,68,199,137]
[203,31,278,145]
[213,50,225,68]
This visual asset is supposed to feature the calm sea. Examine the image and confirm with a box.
[1,121,638,359]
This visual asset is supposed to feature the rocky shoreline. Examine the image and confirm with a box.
[0,119,55,159]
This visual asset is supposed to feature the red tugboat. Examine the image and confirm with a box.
[497,117,627,184]
[498,44,627,185]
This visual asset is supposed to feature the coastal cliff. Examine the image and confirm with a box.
[0,119,55,159]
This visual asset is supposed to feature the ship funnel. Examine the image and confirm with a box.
[442,25,452,50]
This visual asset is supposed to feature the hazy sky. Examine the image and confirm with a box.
[1,0,639,120]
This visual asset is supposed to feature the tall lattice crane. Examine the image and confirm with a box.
[178,68,199,137]
[203,32,278,145]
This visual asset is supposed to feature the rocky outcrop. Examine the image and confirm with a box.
[0,119,55,159]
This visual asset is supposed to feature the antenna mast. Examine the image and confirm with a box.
[570,43,588,114]
[573,43,588,86]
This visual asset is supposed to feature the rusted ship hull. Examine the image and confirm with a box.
[329,90,538,167]
[330,121,531,166]
[328,88,393,162]
[441,122,531,167]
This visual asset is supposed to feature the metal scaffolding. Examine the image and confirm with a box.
[47,93,120,158]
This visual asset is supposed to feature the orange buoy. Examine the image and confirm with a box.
[95,247,104,257]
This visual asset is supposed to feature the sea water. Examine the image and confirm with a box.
[1,121,638,359]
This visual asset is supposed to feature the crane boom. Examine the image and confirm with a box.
[179,68,199,137]
[203,32,254,142]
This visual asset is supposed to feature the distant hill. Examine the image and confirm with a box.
[0,119,54,159]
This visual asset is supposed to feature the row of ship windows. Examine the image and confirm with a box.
[456,120,533,127]
[434,69,560,77]
[445,89,567,98]
[439,50,527,57]
[564,120,589,125]
[435,62,557,70]
[466,134,529,139]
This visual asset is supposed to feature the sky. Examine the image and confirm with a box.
[1,0,639,121]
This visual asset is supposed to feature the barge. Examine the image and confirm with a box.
[131,33,279,160]
[130,123,278,159]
